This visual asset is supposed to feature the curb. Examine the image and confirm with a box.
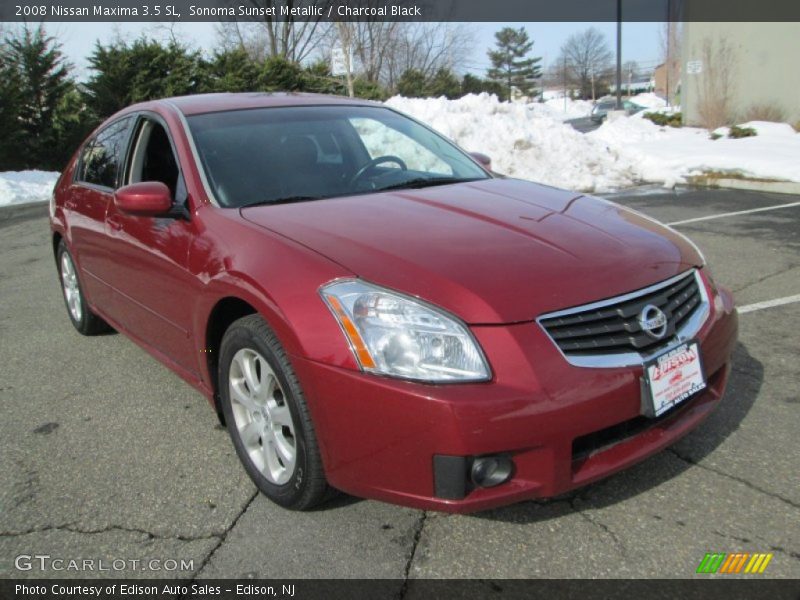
[685,176,800,196]
[0,201,49,225]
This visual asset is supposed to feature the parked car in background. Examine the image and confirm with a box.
[590,98,646,123]
[50,93,738,513]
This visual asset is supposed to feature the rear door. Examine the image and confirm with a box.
[65,117,134,310]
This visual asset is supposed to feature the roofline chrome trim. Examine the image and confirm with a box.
[537,269,710,369]
[164,100,221,208]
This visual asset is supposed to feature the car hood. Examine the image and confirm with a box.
[241,178,702,324]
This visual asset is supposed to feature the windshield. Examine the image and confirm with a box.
[186,105,490,208]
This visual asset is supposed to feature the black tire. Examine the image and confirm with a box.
[219,314,330,510]
[56,241,111,336]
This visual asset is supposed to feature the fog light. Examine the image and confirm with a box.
[470,455,514,488]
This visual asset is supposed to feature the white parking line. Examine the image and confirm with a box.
[668,201,800,226]
[738,294,800,314]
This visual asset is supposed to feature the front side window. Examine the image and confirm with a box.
[77,117,132,188]
[126,119,182,199]
[187,106,489,208]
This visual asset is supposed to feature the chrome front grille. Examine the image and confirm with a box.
[538,270,710,368]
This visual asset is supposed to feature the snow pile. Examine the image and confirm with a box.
[714,121,798,138]
[386,94,639,191]
[591,117,800,186]
[628,93,668,110]
[386,93,800,191]
[0,171,59,207]
[538,97,593,120]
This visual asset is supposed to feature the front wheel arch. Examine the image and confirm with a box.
[204,296,258,422]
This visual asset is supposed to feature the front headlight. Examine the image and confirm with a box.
[320,280,490,382]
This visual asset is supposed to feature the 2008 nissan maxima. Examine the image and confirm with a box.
[50,93,738,512]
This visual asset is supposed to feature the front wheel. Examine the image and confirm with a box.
[219,314,331,510]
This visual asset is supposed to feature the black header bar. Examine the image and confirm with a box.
[2,0,800,23]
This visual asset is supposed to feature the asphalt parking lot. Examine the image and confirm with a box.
[1,187,798,585]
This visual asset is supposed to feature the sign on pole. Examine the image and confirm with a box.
[331,46,348,77]
[686,60,703,75]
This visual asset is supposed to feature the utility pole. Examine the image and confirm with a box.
[665,0,672,106]
[563,55,567,112]
[615,0,622,109]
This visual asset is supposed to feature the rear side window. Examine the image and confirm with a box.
[77,117,132,189]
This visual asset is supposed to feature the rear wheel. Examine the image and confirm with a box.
[219,314,330,510]
[57,241,110,335]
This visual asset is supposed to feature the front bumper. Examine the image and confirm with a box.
[291,284,738,513]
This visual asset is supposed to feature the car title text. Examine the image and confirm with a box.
[16,2,423,19]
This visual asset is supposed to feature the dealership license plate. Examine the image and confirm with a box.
[643,342,706,417]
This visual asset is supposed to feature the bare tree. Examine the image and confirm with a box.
[318,21,474,90]
[556,27,613,100]
[335,22,354,97]
[623,60,639,80]
[217,0,333,63]
[382,23,473,90]
[350,21,402,83]
[659,21,682,105]
[695,36,737,130]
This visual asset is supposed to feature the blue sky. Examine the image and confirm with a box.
[50,21,663,80]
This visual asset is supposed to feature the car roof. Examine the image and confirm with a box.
[141,92,382,116]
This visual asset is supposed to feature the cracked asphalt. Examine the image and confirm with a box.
[1,187,798,582]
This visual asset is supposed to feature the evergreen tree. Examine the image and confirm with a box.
[396,69,428,98]
[0,26,73,169]
[52,87,97,165]
[427,68,461,99]
[461,74,506,100]
[203,49,261,93]
[84,38,206,119]
[259,56,304,92]
[0,42,24,170]
[352,78,387,101]
[486,27,542,99]
[82,41,132,118]
[301,60,342,95]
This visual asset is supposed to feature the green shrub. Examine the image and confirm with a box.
[353,78,388,101]
[728,125,757,139]
[643,112,682,127]
[709,132,723,141]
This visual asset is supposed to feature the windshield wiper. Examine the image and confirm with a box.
[239,195,322,209]
[373,177,481,192]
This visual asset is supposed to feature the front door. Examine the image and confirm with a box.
[102,116,200,375]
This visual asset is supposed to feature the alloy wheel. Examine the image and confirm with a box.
[228,348,297,485]
[60,252,82,322]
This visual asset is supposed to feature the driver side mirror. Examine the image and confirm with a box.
[469,152,492,171]
[114,182,172,217]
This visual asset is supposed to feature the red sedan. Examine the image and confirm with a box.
[50,93,738,513]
